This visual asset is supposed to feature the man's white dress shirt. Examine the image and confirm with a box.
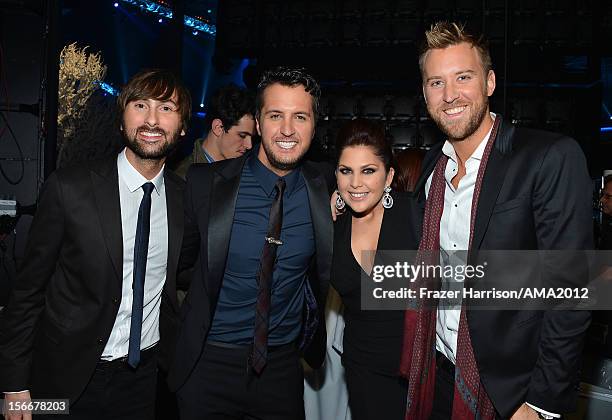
[101,149,168,360]
[425,114,559,418]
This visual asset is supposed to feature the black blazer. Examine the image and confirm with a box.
[168,155,333,392]
[0,156,184,401]
[414,118,593,417]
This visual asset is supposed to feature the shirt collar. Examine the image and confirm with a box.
[117,148,165,195]
[193,138,214,164]
[248,145,302,197]
[441,112,496,163]
[201,146,215,163]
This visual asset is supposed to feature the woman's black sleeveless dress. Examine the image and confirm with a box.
[330,193,421,420]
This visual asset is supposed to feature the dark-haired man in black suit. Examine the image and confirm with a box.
[0,69,190,420]
[169,66,333,420]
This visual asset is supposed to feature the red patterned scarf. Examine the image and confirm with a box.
[400,117,502,420]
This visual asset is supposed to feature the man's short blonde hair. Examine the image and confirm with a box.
[418,21,492,76]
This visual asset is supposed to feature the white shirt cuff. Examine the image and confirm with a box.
[526,402,561,418]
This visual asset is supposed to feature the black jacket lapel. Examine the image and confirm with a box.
[164,172,184,311]
[414,141,444,206]
[206,157,245,307]
[472,120,515,250]
[90,157,123,287]
[302,162,333,288]
[299,162,332,368]
[411,119,516,251]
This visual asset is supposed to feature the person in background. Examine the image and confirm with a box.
[173,84,255,178]
[597,174,612,250]
[593,174,612,383]
[332,119,421,420]
[391,148,426,193]
[303,287,352,420]
[0,69,190,420]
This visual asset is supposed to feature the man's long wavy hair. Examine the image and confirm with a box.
[118,68,192,131]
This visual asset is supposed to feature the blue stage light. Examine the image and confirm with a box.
[604,103,612,120]
[119,0,216,36]
[97,81,119,96]
[195,112,207,119]
[114,2,119,7]
[184,15,216,36]
[199,103,204,108]
[192,30,198,35]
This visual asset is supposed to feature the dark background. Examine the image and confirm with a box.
[0,3,611,417]
[0,0,611,295]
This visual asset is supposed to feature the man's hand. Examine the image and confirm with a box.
[330,190,344,221]
[510,403,540,420]
[3,391,32,420]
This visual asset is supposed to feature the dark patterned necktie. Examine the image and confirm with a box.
[127,182,154,368]
[250,178,286,374]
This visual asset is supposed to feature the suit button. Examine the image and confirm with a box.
[97,338,104,344]
[112,298,119,304]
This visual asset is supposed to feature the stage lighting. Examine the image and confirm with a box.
[119,0,217,36]
[97,81,119,96]
[114,2,119,7]
[158,18,163,23]
[200,103,204,108]
[184,16,216,36]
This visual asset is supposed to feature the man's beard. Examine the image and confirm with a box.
[260,138,306,171]
[429,96,489,142]
[123,125,180,160]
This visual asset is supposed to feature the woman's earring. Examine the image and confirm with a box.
[335,190,346,210]
[382,186,393,209]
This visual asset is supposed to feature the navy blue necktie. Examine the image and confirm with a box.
[127,182,155,368]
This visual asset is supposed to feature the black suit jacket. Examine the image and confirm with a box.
[414,119,593,417]
[168,154,333,391]
[0,155,184,401]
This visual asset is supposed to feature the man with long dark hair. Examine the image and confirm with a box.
[0,69,190,420]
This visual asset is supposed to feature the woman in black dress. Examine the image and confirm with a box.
[332,119,420,420]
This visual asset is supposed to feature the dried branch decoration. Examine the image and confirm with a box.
[57,43,107,145]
